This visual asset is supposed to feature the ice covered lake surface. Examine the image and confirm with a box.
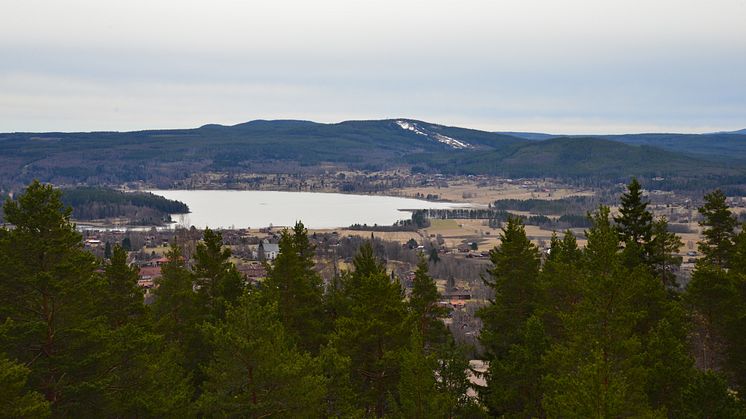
[147,190,471,229]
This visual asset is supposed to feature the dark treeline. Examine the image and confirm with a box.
[1,180,745,417]
[348,210,431,232]
[490,196,599,215]
[421,208,591,230]
[60,187,189,224]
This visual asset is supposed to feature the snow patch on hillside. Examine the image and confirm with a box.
[395,120,471,149]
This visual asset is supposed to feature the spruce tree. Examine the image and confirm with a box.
[543,206,658,418]
[151,243,207,395]
[408,256,448,350]
[614,178,654,267]
[478,217,540,358]
[477,217,542,416]
[332,244,409,417]
[698,189,738,268]
[103,244,144,326]
[263,221,327,354]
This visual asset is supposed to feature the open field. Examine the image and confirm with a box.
[392,178,594,205]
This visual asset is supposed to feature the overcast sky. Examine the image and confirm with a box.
[1,0,745,134]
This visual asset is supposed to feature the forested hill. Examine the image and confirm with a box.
[60,187,189,225]
[1,119,744,188]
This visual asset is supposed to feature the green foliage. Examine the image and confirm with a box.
[264,222,327,354]
[193,227,244,320]
[681,371,746,419]
[0,355,50,418]
[615,178,655,268]
[478,217,544,415]
[484,316,548,418]
[61,186,188,222]
[0,181,192,416]
[698,189,738,268]
[409,257,449,349]
[104,245,145,326]
[395,332,447,418]
[198,293,326,417]
[3,180,746,417]
[478,217,540,358]
[0,181,105,411]
[648,217,684,287]
[332,242,409,417]
[615,178,654,247]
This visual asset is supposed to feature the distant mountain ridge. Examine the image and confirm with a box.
[1,118,744,188]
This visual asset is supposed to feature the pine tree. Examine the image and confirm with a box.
[0,355,50,418]
[351,241,386,284]
[478,217,540,358]
[263,222,327,354]
[151,243,207,395]
[478,217,542,416]
[484,316,548,418]
[318,345,364,418]
[543,206,659,418]
[428,246,440,264]
[643,319,695,416]
[198,293,326,417]
[332,244,409,417]
[408,256,448,350]
[0,181,108,412]
[648,216,683,287]
[104,241,112,259]
[395,332,446,419]
[103,244,144,326]
[698,189,738,268]
[193,227,244,320]
[539,230,583,341]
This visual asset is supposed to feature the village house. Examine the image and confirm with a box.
[258,240,280,260]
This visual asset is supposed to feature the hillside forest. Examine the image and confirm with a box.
[0,180,745,417]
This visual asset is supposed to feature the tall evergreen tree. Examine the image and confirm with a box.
[0,181,107,412]
[543,206,660,418]
[478,217,542,416]
[485,316,548,418]
[614,178,654,267]
[698,189,738,268]
[395,332,446,419]
[103,244,144,326]
[408,256,448,350]
[263,221,327,354]
[104,241,112,259]
[648,216,684,288]
[539,230,583,341]
[151,243,207,396]
[332,243,409,417]
[193,227,244,320]
[478,217,540,358]
[198,293,326,417]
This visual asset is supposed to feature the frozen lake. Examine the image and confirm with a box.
[148,190,469,229]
